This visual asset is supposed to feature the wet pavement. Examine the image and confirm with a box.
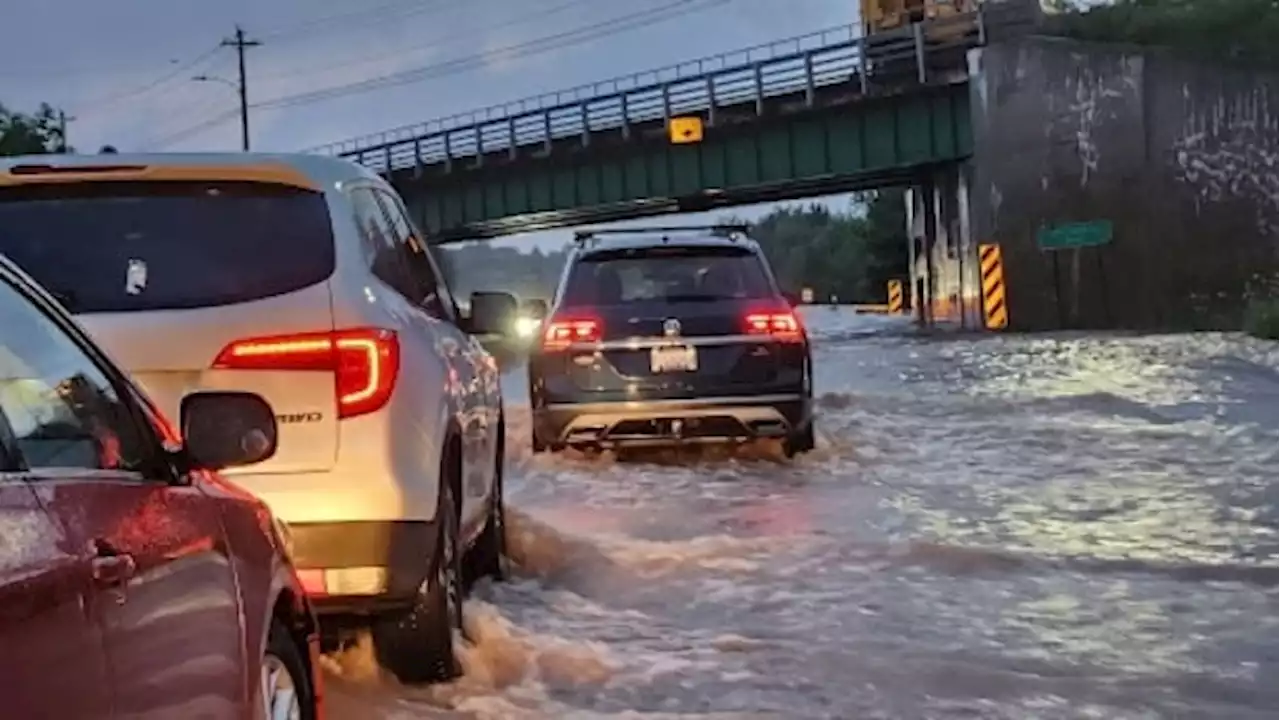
[326,308,1279,720]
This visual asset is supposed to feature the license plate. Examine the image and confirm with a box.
[650,345,698,373]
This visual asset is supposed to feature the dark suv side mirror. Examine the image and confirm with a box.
[469,291,518,335]
[181,392,278,470]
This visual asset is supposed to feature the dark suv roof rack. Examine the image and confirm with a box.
[573,224,750,244]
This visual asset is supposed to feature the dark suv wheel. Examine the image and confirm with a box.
[785,421,816,456]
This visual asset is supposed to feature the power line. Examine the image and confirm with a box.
[258,0,597,81]
[256,0,451,42]
[5,1,453,82]
[258,0,730,110]
[2,1,432,81]
[73,47,223,117]
[142,93,233,147]
[149,107,242,150]
[0,52,210,81]
[148,0,730,149]
[150,25,259,151]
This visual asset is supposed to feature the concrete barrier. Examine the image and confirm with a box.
[852,304,893,314]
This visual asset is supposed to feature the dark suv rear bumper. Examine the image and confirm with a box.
[533,393,812,448]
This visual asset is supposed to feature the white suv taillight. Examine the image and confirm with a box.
[212,327,400,419]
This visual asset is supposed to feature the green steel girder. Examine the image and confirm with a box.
[390,81,972,242]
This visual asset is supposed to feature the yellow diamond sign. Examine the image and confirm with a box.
[668,116,704,144]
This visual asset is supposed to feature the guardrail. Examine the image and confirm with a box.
[308,9,1017,175]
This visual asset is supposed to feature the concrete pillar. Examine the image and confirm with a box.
[905,182,932,326]
[956,164,979,329]
[905,164,975,330]
[938,165,971,326]
[904,186,920,316]
[920,176,938,327]
[931,174,952,323]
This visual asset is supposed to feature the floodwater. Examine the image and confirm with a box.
[326,308,1279,720]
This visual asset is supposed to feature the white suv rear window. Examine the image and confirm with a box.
[0,180,336,313]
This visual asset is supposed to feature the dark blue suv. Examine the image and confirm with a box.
[527,225,815,456]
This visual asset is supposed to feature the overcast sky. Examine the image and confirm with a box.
[2,0,862,249]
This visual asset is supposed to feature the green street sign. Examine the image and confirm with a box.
[1037,220,1113,250]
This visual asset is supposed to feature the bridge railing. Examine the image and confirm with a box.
[309,11,992,175]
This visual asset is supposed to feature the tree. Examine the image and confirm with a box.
[721,199,907,303]
[1043,0,1278,67]
[857,189,910,295]
[0,103,71,156]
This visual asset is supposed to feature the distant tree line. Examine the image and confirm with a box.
[720,191,907,303]
[438,243,569,304]
[0,103,71,156]
[1043,0,1277,67]
[438,189,910,305]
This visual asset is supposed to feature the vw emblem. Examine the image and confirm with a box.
[663,318,682,337]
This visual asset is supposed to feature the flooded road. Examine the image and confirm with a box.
[327,308,1278,719]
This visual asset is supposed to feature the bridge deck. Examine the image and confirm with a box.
[307,8,1035,175]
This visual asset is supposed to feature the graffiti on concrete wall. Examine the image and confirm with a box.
[968,37,1277,331]
[1048,53,1141,188]
[1171,85,1279,238]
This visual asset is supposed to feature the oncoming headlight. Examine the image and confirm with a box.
[515,316,541,338]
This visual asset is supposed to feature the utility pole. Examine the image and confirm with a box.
[56,110,73,153]
[220,25,260,151]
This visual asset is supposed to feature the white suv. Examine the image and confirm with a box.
[0,152,517,683]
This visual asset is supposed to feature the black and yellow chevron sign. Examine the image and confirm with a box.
[978,243,1008,330]
[887,279,904,314]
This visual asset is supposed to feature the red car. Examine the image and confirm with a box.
[0,251,323,719]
